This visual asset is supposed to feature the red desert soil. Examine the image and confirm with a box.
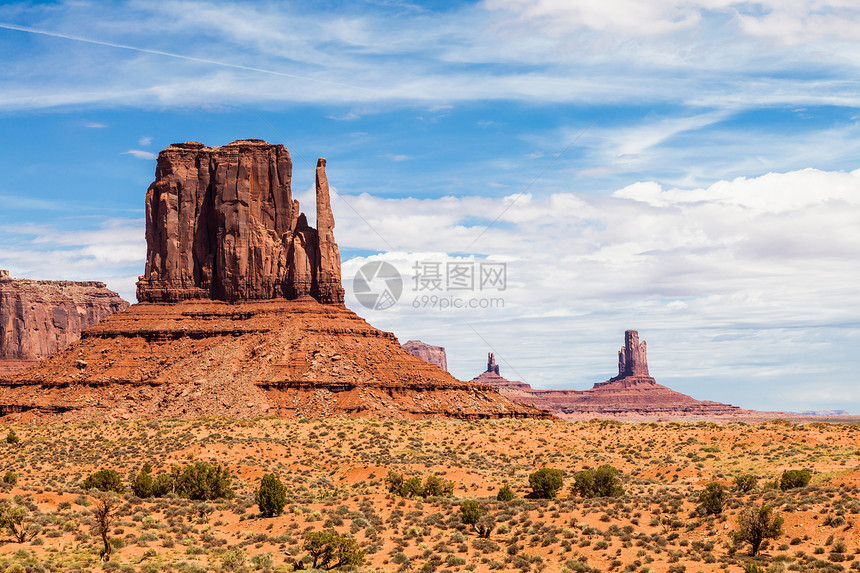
[1,417,859,572]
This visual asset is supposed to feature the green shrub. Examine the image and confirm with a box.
[302,530,365,570]
[81,469,125,494]
[779,469,811,490]
[460,501,481,525]
[734,473,758,492]
[131,463,154,498]
[529,468,564,499]
[496,483,515,502]
[255,473,287,518]
[572,465,623,498]
[5,430,19,445]
[175,462,234,501]
[2,471,17,485]
[698,481,726,515]
[151,473,174,497]
[423,474,454,497]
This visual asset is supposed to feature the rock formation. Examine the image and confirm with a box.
[402,340,448,372]
[0,272,129,376]
[0,140,550,423]
[135,140,344,305]
[472,331,753,420]
[615,330,648,379]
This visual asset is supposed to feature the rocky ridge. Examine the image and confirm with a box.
[0,140,550,423]
[471,331,752,420]
[402,340,448,372]
[0,271,128,376]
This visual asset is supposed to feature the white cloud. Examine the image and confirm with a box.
[1,1,859,111]
[329,167,860,411]
[122,149,157,160]
[138,136,152,146]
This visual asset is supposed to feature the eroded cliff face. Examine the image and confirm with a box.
[402,340,448,372]
[135,140,344,305]
[0,272,129,375]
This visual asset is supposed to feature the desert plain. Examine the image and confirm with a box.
[2,417,859,573]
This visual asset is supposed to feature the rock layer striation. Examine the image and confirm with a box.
[0,272,128,376]
[135,140,344,305]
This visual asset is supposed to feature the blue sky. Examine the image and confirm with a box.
[1,0,859,413]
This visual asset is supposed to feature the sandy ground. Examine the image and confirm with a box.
[1,417,859,572]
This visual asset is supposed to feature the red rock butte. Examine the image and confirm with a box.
[0,140,550,423]
[471,331,752,420]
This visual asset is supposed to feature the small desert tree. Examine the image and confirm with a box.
[81,469,125,494]
[255,473,287,518]
[302,530,365,571]
[131,462,154,498]
[698,481,726,515]
[459,501,494,538]
[92,494,121,561]
[732,503,784,556]
[0,505,38,543]
[573,465,623,498]
[529,468,564,499]
[734,473,758,493]
[176,461,234,500]
[5,430,19,445]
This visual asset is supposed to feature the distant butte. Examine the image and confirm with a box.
[469,330,754,420]
[0,140,551,423]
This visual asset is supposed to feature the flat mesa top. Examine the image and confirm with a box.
[164,139,279,151]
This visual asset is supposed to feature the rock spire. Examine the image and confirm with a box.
[615,330,649,379]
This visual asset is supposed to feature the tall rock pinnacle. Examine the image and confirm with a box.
[615,330,649,378]
[136,140,344,305]
[487,352,500,375]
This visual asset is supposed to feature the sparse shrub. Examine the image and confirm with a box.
[734,473,758,492]
[5,430,19,445]
[255,473,287,518]
[733,503,784,555]
[529,468,564,499]
[572,465,623,498]
[698,482,726,515]
[2,471,17,485]
[497,483,515,502]
[302,530,365,570]
[779,470,811,490]
[744,564,765,573]
[81,469,125,494]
